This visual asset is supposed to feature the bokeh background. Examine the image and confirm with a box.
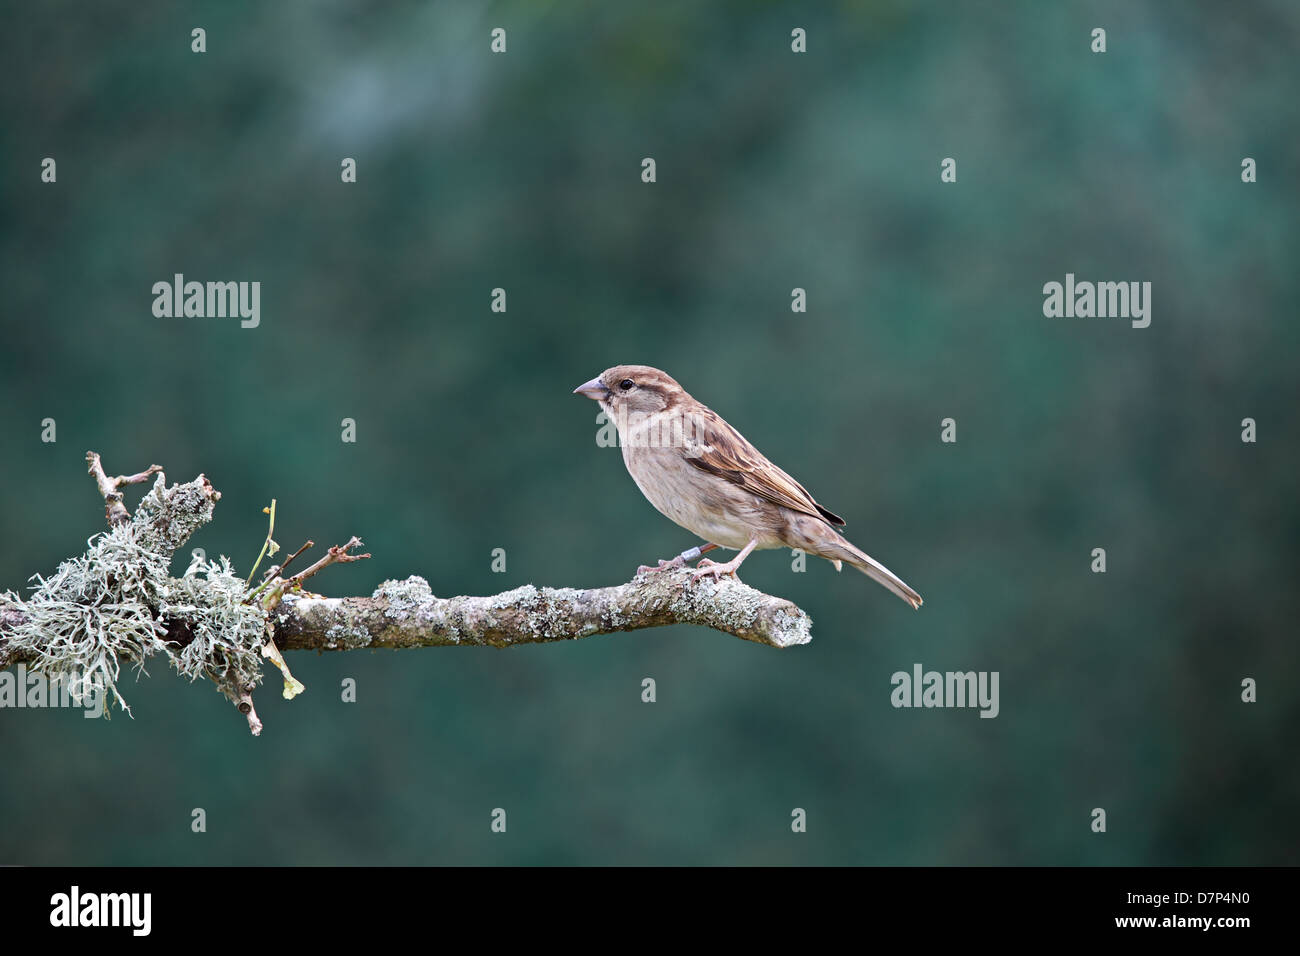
[1,0,1296,865]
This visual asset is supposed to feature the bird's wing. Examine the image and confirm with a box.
[682,405,846,527]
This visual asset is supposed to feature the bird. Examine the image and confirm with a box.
[572,365,922,609]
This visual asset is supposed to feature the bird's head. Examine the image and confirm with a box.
[572,365,688,419]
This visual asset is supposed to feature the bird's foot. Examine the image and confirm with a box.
[691,557,743,582]
[690,539,758,582]
[637,555,685,575]
[638,544,720,577]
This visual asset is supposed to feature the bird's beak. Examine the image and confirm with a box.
[572,377,611,401]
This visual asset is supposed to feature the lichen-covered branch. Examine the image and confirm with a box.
[1,565,813,667]
[271,570,812,652]
[0,455,813,734]
[0,466,263,714]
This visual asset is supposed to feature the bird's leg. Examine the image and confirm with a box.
[692,538,758,581]
[638,543,719,575]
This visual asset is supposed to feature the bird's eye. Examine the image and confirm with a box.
[619,379,635,391]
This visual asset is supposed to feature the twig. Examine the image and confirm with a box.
[287,537,370,589]
[270,539,314,582]
[85,452,162,527]
[245,499,277,586]
[246,539,315,604]
[259,537,369,613]
[233,686,263,737]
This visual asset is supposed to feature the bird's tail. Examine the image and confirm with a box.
[820,534,923,609]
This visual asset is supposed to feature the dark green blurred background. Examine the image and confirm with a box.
[2,1,1296,865]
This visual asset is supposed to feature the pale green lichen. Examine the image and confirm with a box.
[683,577,759,631]
[323,620,371,649]
[486,583,537,611]
[373,575,434,621]
[533,592,579,638]
[770,607,813,647]
[0,478,266,715]
[483,584,585,640]
[134,474,219,554]
[165,555,268,696]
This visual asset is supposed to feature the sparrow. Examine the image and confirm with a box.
[573,365,922,608]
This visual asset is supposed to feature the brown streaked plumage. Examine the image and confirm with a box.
[572,365,923,609]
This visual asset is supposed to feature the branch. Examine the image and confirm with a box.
[2,567,812,667]
[270,570,812,652]
[0,455,812,733]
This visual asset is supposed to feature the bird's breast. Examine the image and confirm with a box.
[620,437,774,550]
